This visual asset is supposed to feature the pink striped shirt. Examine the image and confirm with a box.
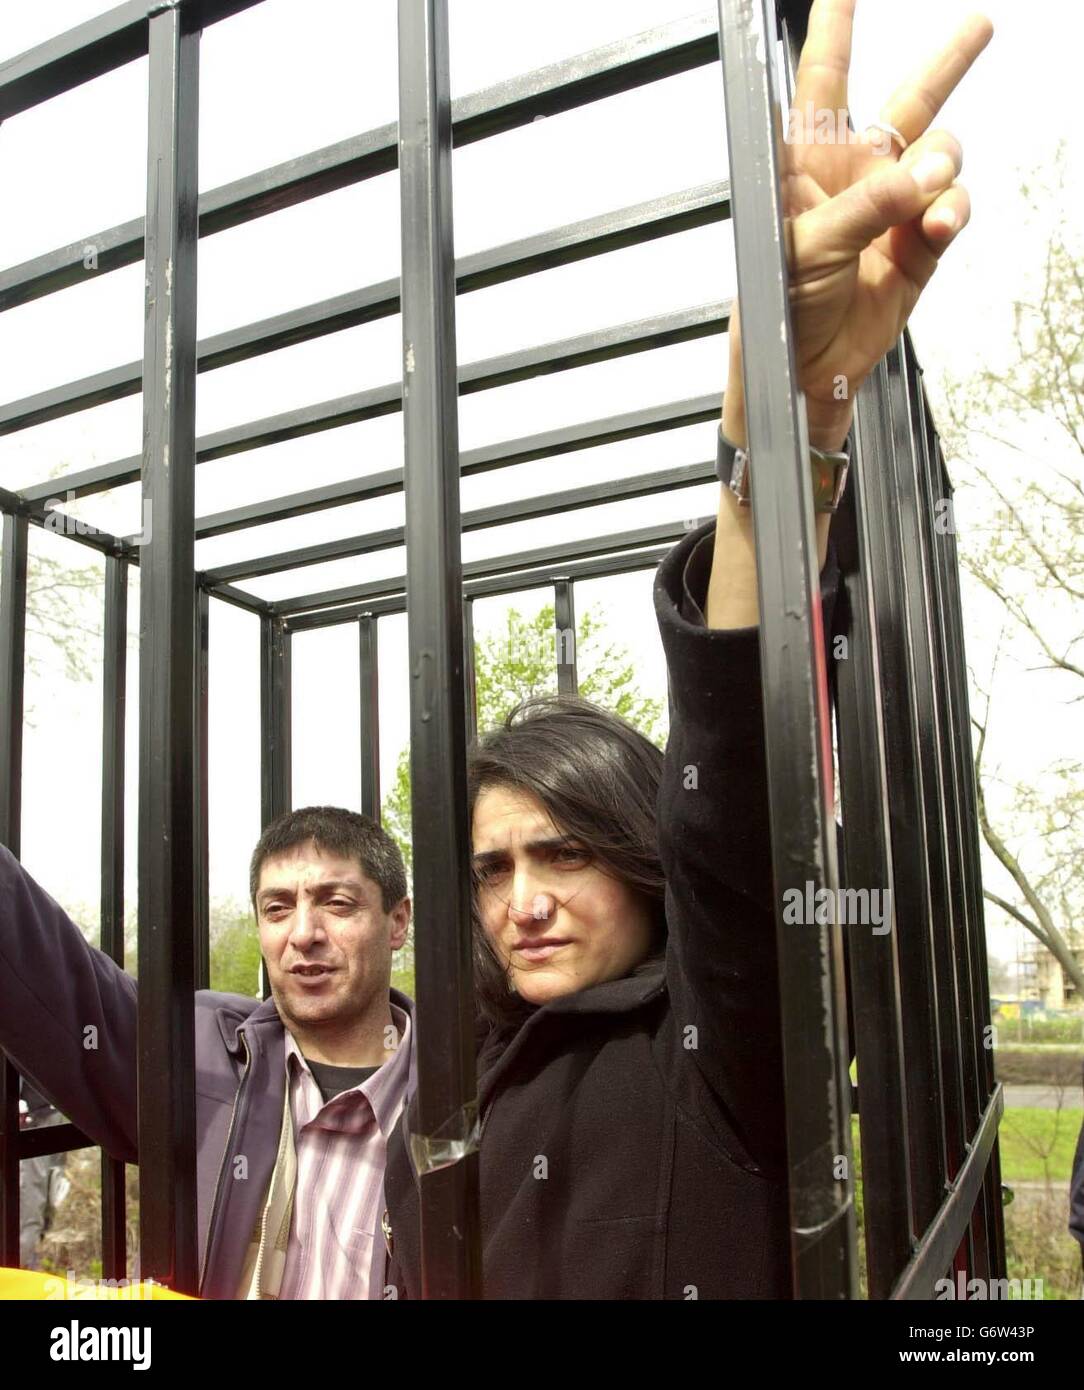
[278,1002,412,1299]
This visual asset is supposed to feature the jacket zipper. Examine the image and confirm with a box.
[250,1085,294,1300]
[250,1175,273,1298]
[199,1030,252,1295]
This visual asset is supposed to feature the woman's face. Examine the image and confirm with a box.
[471,783,657,1006]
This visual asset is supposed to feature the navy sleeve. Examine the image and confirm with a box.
[1070,1067,1084,1261]
[0,845,139,1163]
[653,519,840,1169]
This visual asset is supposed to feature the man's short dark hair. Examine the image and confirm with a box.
[250,806,408,914]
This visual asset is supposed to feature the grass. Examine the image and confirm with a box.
[852,1106,1084,1299]
[998,1107,1082,1183]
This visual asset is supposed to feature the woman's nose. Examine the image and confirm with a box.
[507,889,556,925]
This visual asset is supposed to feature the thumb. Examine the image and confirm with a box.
[794,150,959,263]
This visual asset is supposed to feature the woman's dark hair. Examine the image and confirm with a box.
[467,694,667,1029]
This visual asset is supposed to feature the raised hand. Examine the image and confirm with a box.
[725,0,994,452]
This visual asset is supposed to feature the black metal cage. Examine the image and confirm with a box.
[0,0,1002,1299]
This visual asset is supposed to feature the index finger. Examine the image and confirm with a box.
[792,0,857,119]
[879,12,994,146]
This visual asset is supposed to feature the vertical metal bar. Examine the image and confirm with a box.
[885,341,967,1255]
[553,579,577,696]
[832,456,916,1297]
[937,447,1006,1276]
[101,553,129,1279]
[0,514,25,854]
[854,359,947,1236]
[137,1,200,1294]
[907,347,988,1279]
[359,615,381,820]
[259,615,292,826]
[0,510,28,1265]
[194,588,210,992]
[397,0,481,1300]
[716,0,854,1297]
[259,614,291,1002]
[463,597,477,747]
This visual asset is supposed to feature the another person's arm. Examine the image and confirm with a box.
[701,1,989,635]
[654,0,992,1163]
[1070,1091,1084,1276]
[653,501,839,1170]
[0,846,139,1163]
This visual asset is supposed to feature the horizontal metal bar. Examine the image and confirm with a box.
[0,489,267,612]
[17,303,728,505]
[890,1084,1004,1299]
[0,10,719,311]
[274,520,688,619]
[283,543,673,633]
[26,507,129,559]
[202,458,715,584]
[0,0,263,121]
[21,386,716,513]
[198,579,269,615]
[17,1122,97,1161]
[0,182,729,435]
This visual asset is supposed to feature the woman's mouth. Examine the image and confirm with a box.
[513,940,571,963]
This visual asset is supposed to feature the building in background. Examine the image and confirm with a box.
[1018,931,1084,1012]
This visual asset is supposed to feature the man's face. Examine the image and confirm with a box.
[472,785,655,1006]
[256,840,410,1035]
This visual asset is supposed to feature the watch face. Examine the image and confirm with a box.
[731,449,751,503]
[812,460,833,508]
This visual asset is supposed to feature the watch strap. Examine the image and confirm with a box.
[716,423,849,513]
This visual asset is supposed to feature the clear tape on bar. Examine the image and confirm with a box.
[408,1098,481,1178]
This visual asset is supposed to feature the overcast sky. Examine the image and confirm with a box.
[1,0,1079,981]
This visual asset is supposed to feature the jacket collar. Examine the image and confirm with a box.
[215,989,418,1055]
[217,989,419,1108]
[217,994,280,1057]
[471,962,668,1124]
[536,960,666,1016]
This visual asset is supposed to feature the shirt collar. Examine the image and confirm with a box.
[283,1001,413,1139]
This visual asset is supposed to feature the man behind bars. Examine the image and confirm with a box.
[381,1,994,1297]
[0,806,414,1298]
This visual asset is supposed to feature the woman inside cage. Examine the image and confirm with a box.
[382,1,993,1298]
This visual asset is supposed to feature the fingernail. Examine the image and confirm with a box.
[910,152,955,193]
[932,207,958,234]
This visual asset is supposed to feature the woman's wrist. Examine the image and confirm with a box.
[806,398,855,454]
[720,394,854,456]
[715,391,834,611]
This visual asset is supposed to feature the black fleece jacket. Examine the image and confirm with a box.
[382,518,841,1299]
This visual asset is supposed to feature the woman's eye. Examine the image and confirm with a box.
[555,847,588,864]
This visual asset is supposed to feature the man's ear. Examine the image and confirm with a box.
[390,897,411,951]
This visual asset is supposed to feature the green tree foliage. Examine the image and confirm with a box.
[208,899,264,997]
[381,600,664,878]
[0,464,107,715]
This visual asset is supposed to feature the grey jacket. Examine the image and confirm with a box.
[0,850,415,1298]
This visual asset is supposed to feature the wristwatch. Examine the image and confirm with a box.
[716,422,850,513]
